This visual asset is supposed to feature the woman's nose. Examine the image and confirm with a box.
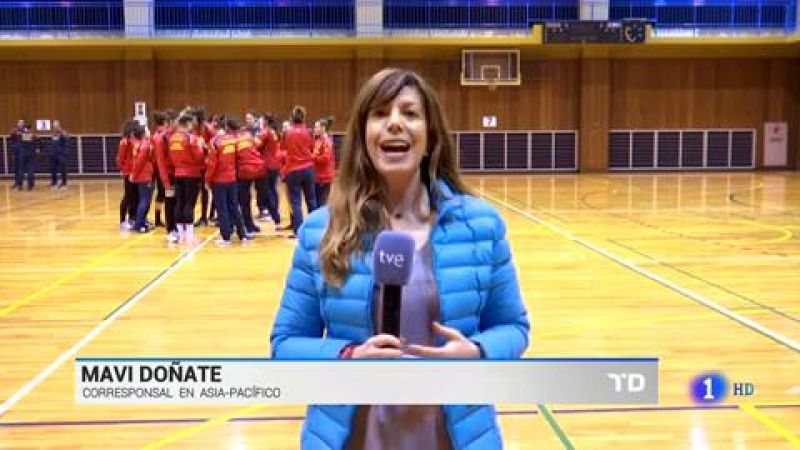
[386,108,403,132]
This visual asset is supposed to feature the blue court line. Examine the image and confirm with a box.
[1,404,796,428]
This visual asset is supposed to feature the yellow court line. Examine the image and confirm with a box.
[752,401,800,408]
[729,219,794,244]
[0,234,150,317]
[142,404,267,450]
[740,403,800,448]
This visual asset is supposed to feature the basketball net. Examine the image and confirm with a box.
[487,77,497,92]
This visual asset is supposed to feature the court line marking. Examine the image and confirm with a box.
[0,234,216,419]
[141,405,266,450]
[578,188,792,259]
[537,404,575,450]
[480,190,800,354]
[1,404,798,429]
[0,234,151,317]
[740,404,800,447]
[0,266,165,274]
[727,219,794,244]
[727,182,764,209]
[536,310,739,340]
[607,239,800,324]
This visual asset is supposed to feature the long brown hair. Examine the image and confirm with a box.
[320,68,469,287]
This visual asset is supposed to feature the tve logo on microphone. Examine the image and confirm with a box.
[373,231,415,286]
[378,250,405,268]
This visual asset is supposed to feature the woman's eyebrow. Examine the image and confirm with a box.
[395,98,421,107]
[369,97,421,112]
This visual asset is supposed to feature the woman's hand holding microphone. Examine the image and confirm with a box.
[343,322,481,359]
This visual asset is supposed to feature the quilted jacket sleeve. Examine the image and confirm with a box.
[270,225,353,359]
[469,210,530,359]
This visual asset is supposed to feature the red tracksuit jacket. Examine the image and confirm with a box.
[259,128,281,171]
[153,126,174,188]
[282,123,314,174]
[313,134,335,184]
[168,130,205,178]
[117,137,133,175]
[236,131,266,181]
[129,138,155,183]
[206,133,238,185]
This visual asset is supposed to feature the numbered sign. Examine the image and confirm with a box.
[35,119,51,132]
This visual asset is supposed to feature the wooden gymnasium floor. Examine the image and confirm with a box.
[0,172,798,449]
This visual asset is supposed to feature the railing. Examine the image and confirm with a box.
[383,0,579,31]
[0,0,793,36]
[1,134,120,177]
[608,129,756,171]
[338,130,578,172]
[609,0,796,30]
[154,0,355,35]
[1,130,578,177]
[0,1,123,34]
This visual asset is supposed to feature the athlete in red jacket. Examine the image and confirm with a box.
[150,111,170,231]
[313,116,336,206]
[283,106,317,236]
[129,127,155,233]
[257,116,282,225]
[236,125,266,235]
[206,117,248,244]
[193,108,215,227]
[169,114,205,244]
[153,110,179,240]
[117,120,139,229]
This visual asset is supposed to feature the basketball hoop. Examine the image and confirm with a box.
[460,49,521,89]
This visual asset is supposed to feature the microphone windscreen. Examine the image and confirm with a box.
[372,230,415,285]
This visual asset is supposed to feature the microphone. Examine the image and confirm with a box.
[372,231,415,337]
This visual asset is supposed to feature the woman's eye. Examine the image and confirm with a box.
[404,110,419,118]
[372,109,388,118]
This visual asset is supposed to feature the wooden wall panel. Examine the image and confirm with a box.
[0,57,795,170]
[0,62,124,133]
[155,60,356,129]
[123,60,156,120]
[580,58,611,172]
[154,59,579,132]
[611,59,769,129]
[610,59,799,168]
[764,59,799,168]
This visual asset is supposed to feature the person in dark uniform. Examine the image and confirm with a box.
[10,120,39,191]
[10,120,24,189]
[49,120,69,190]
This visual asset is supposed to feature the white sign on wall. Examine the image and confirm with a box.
[134,101,147,126]
[35,119,51,131]
[482,115,497,128]
[764,122,788,167]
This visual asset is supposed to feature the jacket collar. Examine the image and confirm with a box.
[358,178,463,252]
[432,178,463,223]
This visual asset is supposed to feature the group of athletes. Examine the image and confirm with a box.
[116,105,334,245]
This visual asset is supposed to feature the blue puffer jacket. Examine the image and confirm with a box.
[270,179,530,449]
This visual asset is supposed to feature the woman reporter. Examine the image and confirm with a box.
[271,68,529,449]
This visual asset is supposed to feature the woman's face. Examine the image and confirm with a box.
[365,86,427,181]
[314,121,324,137]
